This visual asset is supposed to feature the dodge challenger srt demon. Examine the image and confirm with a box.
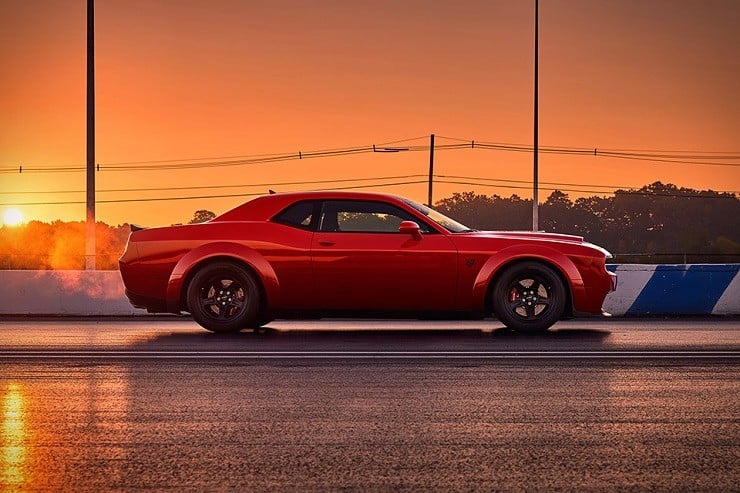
[119,191,617,333]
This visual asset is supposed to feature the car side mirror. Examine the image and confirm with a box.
[399,220,422,240]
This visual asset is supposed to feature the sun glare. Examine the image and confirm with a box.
[2,208,24,227]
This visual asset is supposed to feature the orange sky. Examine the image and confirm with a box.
[1,0,738,226]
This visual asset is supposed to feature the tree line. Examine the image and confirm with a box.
[435,182,739,263]
[0,182,737,269]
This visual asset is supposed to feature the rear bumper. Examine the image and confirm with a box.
[124,289,172,314]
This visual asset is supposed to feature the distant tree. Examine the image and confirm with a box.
[435,192,496,228]
[189,210,216,224]
[432,182,739,263]
[540,190,573,233]
[435,192,530,230]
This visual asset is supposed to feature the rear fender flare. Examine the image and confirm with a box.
[165,242,279,312]
[472,245,584,312]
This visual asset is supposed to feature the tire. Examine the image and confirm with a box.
[491,261,567,332]
[186,261,261,333]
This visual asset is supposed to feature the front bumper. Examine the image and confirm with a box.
[608,270,618,292]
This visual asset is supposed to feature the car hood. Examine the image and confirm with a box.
[461,231,585,243]
[456,230,612,258]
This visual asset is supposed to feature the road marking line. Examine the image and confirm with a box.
[1,350,739,360]
[0,356,737,360]
[1,350,739,354]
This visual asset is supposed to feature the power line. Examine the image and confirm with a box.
[584,152,740,167]
[435,175,740,195]
[438,174,621,190]
[439,135,740,157]
[2,137,739,174]
[3,174,736,207]
[0,136,431,173]
[472,142,740,167]
[6,173,737,198]
[435,180,739,199]
[0,179,430,206]
[0,174,428,195]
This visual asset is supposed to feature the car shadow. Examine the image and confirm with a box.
[129,323,612,352]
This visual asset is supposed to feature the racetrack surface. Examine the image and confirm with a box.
[0,318,738,491]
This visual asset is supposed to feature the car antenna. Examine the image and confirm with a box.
[268,189,277,194]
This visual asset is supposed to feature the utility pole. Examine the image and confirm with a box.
[532,0,539,231]
[427,134,435,206]
[86,0,96,269]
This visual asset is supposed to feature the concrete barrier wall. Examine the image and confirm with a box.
[604,264,739,316]
[0,266,737,316]
[0,271,147,316]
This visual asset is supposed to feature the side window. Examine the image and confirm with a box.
[273,201,317,230]
[319,200,433,233]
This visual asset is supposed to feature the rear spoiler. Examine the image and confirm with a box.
[130,224,146,232]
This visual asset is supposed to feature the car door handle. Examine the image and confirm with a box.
[318,241,335,247]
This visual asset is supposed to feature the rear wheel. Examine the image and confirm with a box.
[492,261,567,332]
[186,262,261,333]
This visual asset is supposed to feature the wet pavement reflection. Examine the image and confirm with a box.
[2,384,25,488]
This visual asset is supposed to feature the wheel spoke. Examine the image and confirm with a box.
[524,303,536,318]
[216,306,229,319]
[511,298,526,308]
[508,276,554,319]
[530,280,544,294]
[225,299,244,313]
[199,278,243,320]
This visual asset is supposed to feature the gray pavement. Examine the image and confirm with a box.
[0,318,738,491]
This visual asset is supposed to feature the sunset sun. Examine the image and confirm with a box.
[2,208,24,226]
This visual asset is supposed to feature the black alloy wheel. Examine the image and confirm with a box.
[186,261,261,333]
[492,261,567,332]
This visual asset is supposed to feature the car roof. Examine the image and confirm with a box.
[213,190,412,222]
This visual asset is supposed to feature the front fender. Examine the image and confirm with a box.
[471,245,585,311]
[165,242,280,312]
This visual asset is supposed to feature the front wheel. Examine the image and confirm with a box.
[491,262,567,332]
[186,262,261,333]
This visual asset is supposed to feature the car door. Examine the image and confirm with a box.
[310,199,458,311]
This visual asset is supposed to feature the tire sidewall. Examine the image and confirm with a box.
[492,261,567,332]
[186,262,261,333]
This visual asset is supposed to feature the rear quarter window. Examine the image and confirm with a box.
[272,201,317,230]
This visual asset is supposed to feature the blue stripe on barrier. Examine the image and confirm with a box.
[626,265,739,315]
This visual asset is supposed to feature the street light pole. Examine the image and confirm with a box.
[428,134,435,206]
[532,0,539,231]
[86,0,96,269]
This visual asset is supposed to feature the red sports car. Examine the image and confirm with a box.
[119,191,616,333]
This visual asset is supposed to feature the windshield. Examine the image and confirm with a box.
[403,199,473,233]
